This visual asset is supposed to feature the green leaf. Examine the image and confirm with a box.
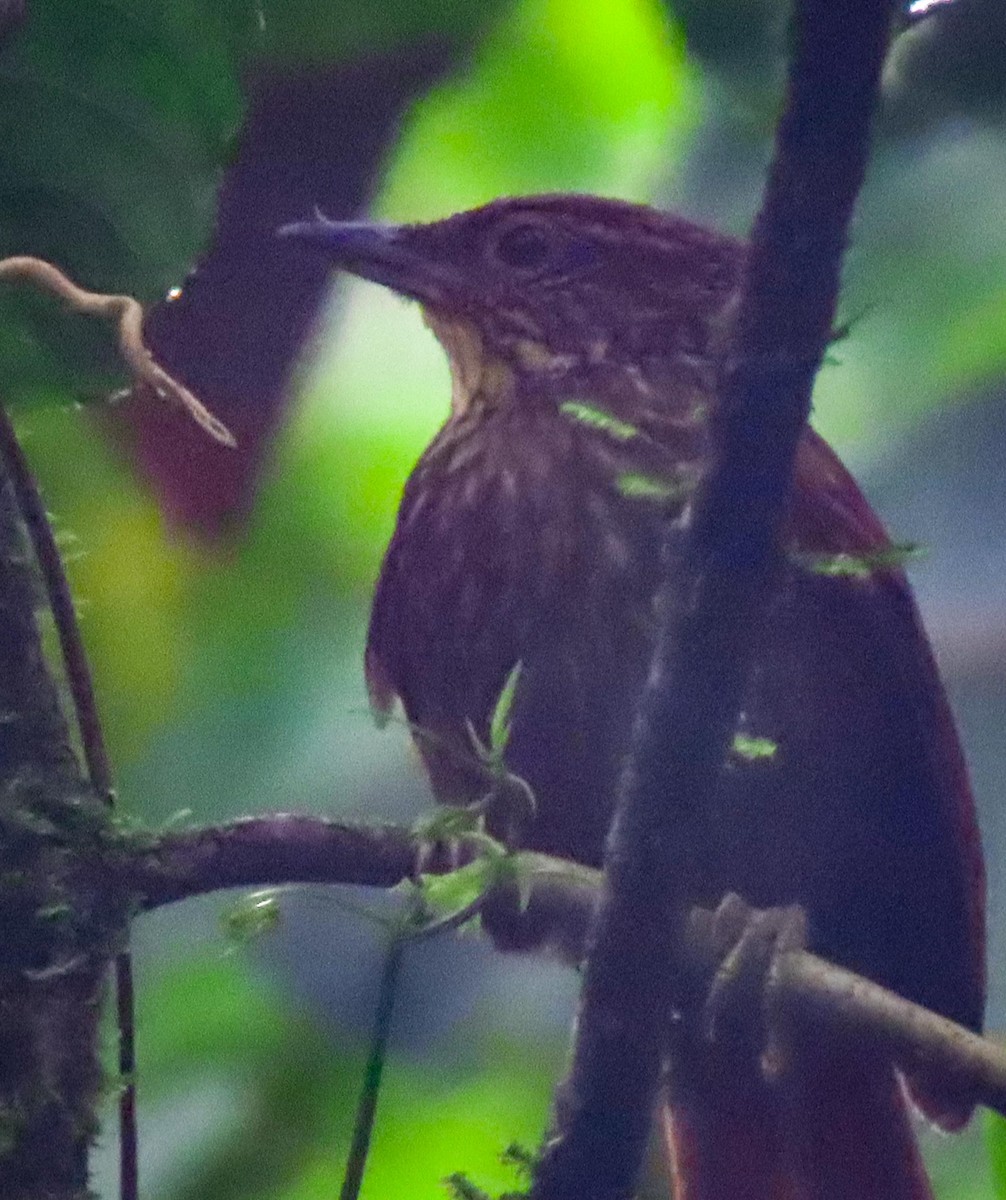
[731,734,778,762]
[794,542,926,579]
[1,0,506,409]
[614,471,690,501]
[489,661,524,760]
[221,889,283,946]
[415,858,498,926]
[559,400,640,441]
[0,1,243,399]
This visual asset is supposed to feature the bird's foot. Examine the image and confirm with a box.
[693,892,808,1080]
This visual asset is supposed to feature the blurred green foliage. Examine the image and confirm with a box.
[93,952,561,1200]
[0,1,240,391]
[2,0,1005,1197]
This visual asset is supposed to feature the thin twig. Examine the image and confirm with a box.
[114,954,138,1200]
[0,407,139,1200]
[0,256,235,447]
[0,410,114,790]
[339,934,407,1200]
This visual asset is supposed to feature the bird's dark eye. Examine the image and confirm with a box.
[491,223,552,271]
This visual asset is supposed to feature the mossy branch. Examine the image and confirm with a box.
[0,448,124,1200]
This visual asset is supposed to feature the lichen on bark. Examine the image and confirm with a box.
[0,455,124,1200]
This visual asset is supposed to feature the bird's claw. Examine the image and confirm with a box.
[697,893,808,1080]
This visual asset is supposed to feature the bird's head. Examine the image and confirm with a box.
[281,194,742,413]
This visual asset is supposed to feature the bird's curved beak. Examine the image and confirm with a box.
[278,215,438,304]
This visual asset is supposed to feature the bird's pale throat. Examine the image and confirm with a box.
[421,307,513,417]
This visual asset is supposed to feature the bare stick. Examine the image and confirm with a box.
[772,951,1006,1117]
[0,256,235,447]
[339,935,406,1200]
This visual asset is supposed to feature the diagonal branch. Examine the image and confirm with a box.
[528,3,899,1198]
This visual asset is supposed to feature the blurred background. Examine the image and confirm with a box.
[1,0,1005,1196]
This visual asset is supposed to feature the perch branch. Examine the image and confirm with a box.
[107,813,1006,1117]
[0,256,235,447]
[124,815,429,904]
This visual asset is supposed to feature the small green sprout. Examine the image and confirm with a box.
[467,660,524,773]
[559,400,639,441]
[222,889,282,947]
[731,734,779,762]
[411,857,501,931]
[615,471,691,502]
[490,661,523,759]
[796,542,925,579]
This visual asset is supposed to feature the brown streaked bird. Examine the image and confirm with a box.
[281,195,985,1200]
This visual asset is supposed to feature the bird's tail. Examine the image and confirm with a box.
[662,1037,934,1200]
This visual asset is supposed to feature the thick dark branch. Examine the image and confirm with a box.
[529,3,897,1199]
[0,406,142,1200]
[0,433,115,1200]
